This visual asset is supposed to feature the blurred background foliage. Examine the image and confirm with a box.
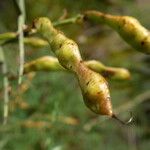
[0,0,150,150]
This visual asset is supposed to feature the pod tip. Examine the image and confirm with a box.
[112,111,133,125]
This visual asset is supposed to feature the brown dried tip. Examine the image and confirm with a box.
[111,112,133,125]
[22,25,33,36]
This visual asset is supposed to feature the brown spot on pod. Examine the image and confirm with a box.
[141,41,145,46]
[59,43,62,48]
[86,81,90,86]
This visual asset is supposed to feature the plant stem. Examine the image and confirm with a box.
[53,14,83,27]
[0,47,9,125]
[17,0,26,84]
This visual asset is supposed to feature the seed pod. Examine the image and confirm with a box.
[84,11,150,54]
[0,32,17,45]
[85,60,130,80]
[24,56,65,74]
[33,17,132,124]
[24,56,130,80]
[24,37,48,48]
[76,61,112,115]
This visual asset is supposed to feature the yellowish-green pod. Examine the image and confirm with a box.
[84,11,150,54]
[24,56,131,80]
[84,60,130,80]
[0,32,48,47]
[0,32,17,45]
[33,17,132,124]
[24,56,65,73]
[24,37,49,48]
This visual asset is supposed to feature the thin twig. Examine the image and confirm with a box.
[0,47,9,125]
[53,14,83,27]
[17,0,26,84]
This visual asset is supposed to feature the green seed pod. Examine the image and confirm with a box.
[0,32,17,45]
[85,60,130,80]
[33,18,82,71]
[24,56,130,80]
[76,61,112,115]
[24,37,49,48]
[84,11,150,54]
[0,32,49,48]
[33,17,132,124]
[24,56,65,73]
